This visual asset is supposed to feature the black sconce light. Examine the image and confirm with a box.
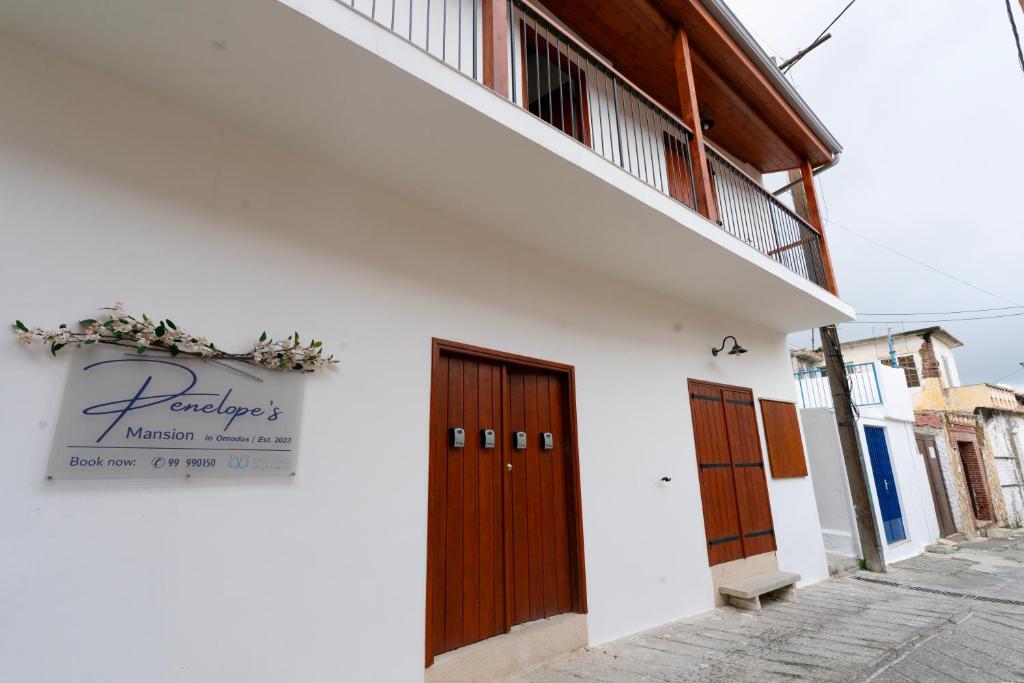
[711,335,747,357]
[700,115,715,132]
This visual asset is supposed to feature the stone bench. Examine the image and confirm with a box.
[719,571,800,611]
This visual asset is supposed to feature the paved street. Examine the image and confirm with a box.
[509,533,1024,682]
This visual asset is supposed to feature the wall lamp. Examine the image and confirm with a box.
[712,336,747,357]
[700,115,715,132]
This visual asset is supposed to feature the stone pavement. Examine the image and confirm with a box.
[508,533,1024,682]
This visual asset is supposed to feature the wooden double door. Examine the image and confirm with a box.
[688,380,776,566]
[426,342,586,664]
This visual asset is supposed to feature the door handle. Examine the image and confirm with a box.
[507,463,512,472]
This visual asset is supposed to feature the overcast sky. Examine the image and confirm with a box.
[726,1,1024,388]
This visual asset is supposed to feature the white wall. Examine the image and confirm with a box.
[801,408,860,557]
[0,34,829,683]
[980,412,1024,527]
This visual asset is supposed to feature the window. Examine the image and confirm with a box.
[881,355,920,388]
[521,23,591,146]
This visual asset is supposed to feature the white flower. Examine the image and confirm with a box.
[16,332,32,345]
[136,338,149,349]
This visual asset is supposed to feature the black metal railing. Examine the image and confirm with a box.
[706,148,829,288]
[339,0,830,289]
[510,0,698,211]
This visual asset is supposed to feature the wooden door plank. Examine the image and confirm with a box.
[523,372,545,622]
[462,361,481,645]
[549,375,573,613]
[509,371,531,625]
[477,362,496,638]
[536,374,560,617]
[444,358,465,650]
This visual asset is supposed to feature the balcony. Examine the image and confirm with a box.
[0,0,853,330]
[795,363,883,410]
[336,0,833,291]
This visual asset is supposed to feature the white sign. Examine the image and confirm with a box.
[47,348,304,479]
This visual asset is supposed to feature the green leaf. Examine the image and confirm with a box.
[84,339,96,345]
[313,340,322,347]
[59,323,67,329]
[79,319,97,327]
[103,320,115,328]
[51,342,65,356]
[142,313,150,322]
[165,319,177,330]
[259,331,267,342]
[137,346,146,354]
[293,331,299,344]
[155,325,165,337]
[14,320,28,332]
[170,345,180,357]
[292,363,303,370]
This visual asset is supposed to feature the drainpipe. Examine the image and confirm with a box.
[772,154,841,197]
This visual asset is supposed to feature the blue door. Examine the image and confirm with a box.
[864,426,906,544]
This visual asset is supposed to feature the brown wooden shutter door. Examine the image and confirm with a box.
[689,381,776,565]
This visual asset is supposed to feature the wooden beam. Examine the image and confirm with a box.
[482,0,510,98]
[800,159,837,294]
[672,28,718,224]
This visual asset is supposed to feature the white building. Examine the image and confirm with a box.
[796,362,942,565]
[0,1,854,681]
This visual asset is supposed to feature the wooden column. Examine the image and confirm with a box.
[482,0,510,98]
[672,28,718,224]
[799,159,838,294]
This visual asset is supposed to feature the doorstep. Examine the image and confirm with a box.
[426,613,587,683]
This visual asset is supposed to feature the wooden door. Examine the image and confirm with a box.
[508,369,575,626]
[427,354,507,658]
[916,435,957,537]
[426,341,586,665]
[689,380,776,565]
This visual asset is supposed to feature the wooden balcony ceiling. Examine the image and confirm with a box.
[540,0,834,172]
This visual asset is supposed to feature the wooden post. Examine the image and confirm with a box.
[482,0,510,98]
[672,29,718,224]
[820,324,887,573]
[799,159,838,294]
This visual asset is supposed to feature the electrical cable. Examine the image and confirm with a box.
[826,218,1021,307]
[1006,0,1024,76]
[783,0,859,73]
[859,305,1024,316]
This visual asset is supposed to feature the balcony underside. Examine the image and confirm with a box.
[0,0,853,332]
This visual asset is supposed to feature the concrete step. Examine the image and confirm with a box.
[826,553,861,576]
[719,571,800,611]
[926,543,958,554]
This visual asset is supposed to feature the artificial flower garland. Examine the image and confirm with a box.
[12,302,337,372]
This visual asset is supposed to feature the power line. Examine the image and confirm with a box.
[995,363,1024,384]
[1006,0,1024,75]
[783,0,859,73]
[842,310,1024,324]
[826,218,1021,306]
[859,305,1024,316]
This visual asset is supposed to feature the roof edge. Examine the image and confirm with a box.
[699,0,843,157]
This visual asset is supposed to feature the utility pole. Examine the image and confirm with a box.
[820,325,886,572]
[789,162,886,572]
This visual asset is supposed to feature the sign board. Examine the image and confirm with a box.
[47,348,304,479]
